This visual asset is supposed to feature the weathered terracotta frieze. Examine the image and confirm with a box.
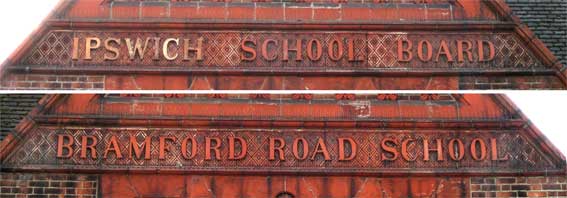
[20,31,542,73]
[3,127,561,175]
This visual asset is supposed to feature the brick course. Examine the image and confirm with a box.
[459,75,565,90]
[0,74,104,90]
[471,176,567,197]
[0,173,98,198]
[69,0,466,22]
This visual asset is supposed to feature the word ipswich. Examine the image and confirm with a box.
[71,36,495,64]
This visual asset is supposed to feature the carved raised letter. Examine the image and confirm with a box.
[228,137,247,160]
[152,37,161,60]
[338,138,357,161]
[328,38,344,61]
[205,137,221,160]
[159,136,177,160]
[423,139,444,161]
[162,38,180,61]
[401,138,416,161]
[269,137,285,161]
[283,39,302,61]
[478,40,495,62]
[491,138,508,161]
[381,138,399,161]
[104,38,121,61]
[85,37,101,60]
[80,135,98,159]
[56,134,74,158]
[125,38,151,60]
[311,138,331,161]
[307,39,322,61]
[261,39,278,61]
[183,37,204,61]
[292,138,309,160]
[471,138,487,160]
[241,39,257,61]
[129,135,151,160]
[457,40,473,63]
[417,40,433,62]
[72,37,80,60]
[397,39,412,62]
[347,39,362,62]
[448,138,465,161]
[435,40,454,63]
[181,136,197,160]
[103,135,123,159]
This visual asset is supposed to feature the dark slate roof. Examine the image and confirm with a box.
[506,0,567,66]
[0,94,43,141]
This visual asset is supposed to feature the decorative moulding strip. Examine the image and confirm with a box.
[32,115,527,129]
[48,21,516,30]
[6,66,557,76]
[4,166,564,177]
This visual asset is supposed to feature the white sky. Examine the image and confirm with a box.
[0,1,566,157]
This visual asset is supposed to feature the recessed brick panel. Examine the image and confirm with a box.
[470,176,567,197]
[0,74,105,90]
[256,6,284,20]
[141,5,168,18]
[170,6,198,19]
[112,4,139,19]
[194,6,226,19]
[313,8,341,21]
[0,173,98,198]
[285,7,312,21]
[227,6,255,20]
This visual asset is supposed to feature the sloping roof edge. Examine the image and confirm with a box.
[493,94,567,168]
[486,0,567,87]
[0,94,61,162]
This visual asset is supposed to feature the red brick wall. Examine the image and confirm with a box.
[471,176,567,197]
[0,173,98,198]
[0,74,104,90]
[65,0,476,22]
[1,173,565,197]
[459,75,566,90]
[100,175,470,197]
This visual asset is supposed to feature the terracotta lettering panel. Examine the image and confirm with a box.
[3,127,560,175]
[19,31,543,73]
